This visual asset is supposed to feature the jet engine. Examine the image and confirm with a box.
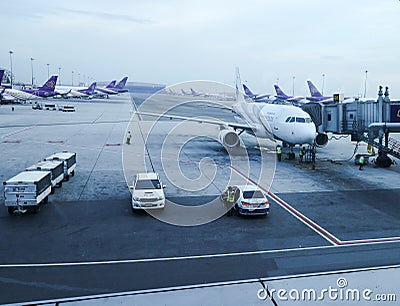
[316,133,328,147]
[219,129,240,148]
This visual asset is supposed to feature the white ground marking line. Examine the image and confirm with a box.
[2,239,400,268]
[13,264,400,306]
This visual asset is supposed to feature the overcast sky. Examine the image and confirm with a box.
[1,0,400,97]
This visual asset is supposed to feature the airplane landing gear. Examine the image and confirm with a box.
[287,146,295,160]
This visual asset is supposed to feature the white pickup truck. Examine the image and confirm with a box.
[3,171,52,214]
[130,173,166,212]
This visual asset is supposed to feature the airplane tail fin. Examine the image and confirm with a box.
[114,77,128,89]
[40,75,58,91]
[242,84,255,97]
[274,85,289,98]
[87,82,97,94]
[234,67,247,103]
[307,80,322,97]
[106,80,116,88]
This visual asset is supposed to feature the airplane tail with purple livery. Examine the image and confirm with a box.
[307,80,323,98]
[0,69,11,89]
[242,84,256,98]
[114,77,128,90]
[39,76,58,92]
[113,77,128,93]
[79,82,97,95]
[87,82,97,94]
[0,70,4,85]
[106,80,116,88]
[274,85,291,99]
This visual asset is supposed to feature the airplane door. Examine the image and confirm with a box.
[273,116,279,131]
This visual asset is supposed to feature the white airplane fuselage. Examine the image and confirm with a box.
[232,102,316,145]
[4,88,39,101]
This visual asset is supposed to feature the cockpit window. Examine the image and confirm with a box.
[306,118,312,123]
[289,117,295,123]
[285,117,291,123]
[296,117,306,123]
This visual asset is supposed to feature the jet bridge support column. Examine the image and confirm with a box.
[368,86,396,167]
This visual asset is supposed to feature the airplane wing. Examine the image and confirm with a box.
[137,111,256,132]
[256,94,271,99]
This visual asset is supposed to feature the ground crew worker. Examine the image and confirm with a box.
[299,147,305,163]
[226,186,236,216]
[126,131,132,145]
[359,155,365,171]
[276,145,282,162]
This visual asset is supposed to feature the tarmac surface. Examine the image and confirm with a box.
[0,93,399,305]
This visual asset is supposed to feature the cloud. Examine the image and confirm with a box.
[61,8,155,24]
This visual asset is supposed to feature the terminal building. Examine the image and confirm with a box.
[302,86,400,167]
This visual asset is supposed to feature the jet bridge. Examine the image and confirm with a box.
[302,86,400,167]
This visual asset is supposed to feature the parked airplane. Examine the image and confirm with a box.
[5,76,58,100]
[95,80,117,95]
[56,82,97,99]
[242,84,270,102]
[139,90,317,155]
[190,88,202,97]
[181,89,191,95]
[95,77,128,95]
[306,80,352,104]
[274,85,305,103]
[112,77,129,93]
[306,80,333,102]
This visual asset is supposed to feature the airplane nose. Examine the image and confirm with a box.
[298,125,316,144]
[305,126,317,144]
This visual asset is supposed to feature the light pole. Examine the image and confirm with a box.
[364,70,368,98]
[292,76,295,96]
[58,67,61,85]
[322,74,325,95]
[78,73,80,85]
[72,71,74,86]
[276,77,279,85]
[30,57,34,87]
[46,63,50,79]
[9,50,13,87]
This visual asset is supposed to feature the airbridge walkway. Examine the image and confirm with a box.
[303,86,400,167]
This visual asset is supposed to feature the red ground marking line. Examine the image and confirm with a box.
[1,126,35,139]
[105,143,122,147]
[340,236,400,245]
[48,140,65,144]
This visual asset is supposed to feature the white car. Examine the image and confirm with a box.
[234,185,270,216]
[130,173,166,211]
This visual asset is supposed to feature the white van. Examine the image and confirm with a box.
[130,173,166,211]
